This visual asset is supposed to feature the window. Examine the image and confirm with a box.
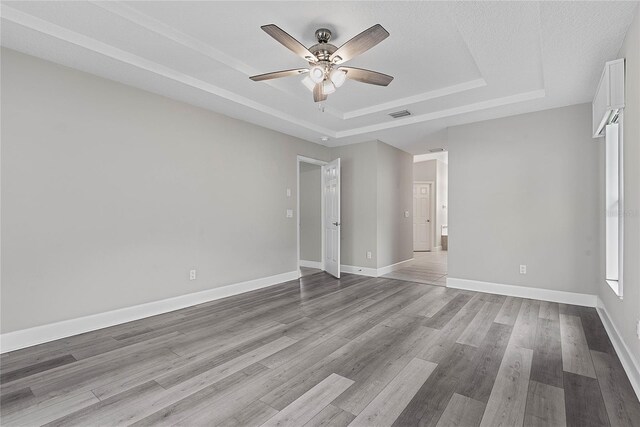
[605,120,622,297]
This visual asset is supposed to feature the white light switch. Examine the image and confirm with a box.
[286,188,291,197]
[404,210,410,218]
[286,209,293,218]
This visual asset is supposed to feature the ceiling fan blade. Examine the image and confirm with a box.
[341,67,394,86]
[250,68,309,82]
[261,24,316,62]
[313,84,327,102]
[330,24,389,64]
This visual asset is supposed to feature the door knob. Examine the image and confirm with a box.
[333,222,340,226]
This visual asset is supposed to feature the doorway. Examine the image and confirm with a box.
[299,161,323,277]
[297,156,341,278]
[413,182,433,251]
[382,153,448,285]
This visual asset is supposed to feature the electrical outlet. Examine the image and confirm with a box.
[286,188,291,197]
[367,251,372,259]
[190,269,197,280]
[404,210,410,218]
[286,209,293,218]
[519,265,527,274]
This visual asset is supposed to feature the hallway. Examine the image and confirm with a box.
[382,251,448,286]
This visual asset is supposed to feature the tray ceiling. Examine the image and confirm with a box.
[1,1,637,153]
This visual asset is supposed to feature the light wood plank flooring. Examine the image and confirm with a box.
[1,272,639,426]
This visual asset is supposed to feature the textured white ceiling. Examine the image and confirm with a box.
[1,1,637,154]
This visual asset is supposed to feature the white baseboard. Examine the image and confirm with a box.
[341,258,413,278]
[0,270,299,354]
[299,260,322,269]
[341,264,378,277]
[376,258,414,276]
[446,277,598,307]
[596,297,640,400]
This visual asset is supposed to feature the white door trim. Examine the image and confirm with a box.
[413,181,435,251]
[297,155,327,277]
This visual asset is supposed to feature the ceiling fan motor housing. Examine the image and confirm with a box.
[315,28,332,43]
[311,28,338,62]
[309,29,350,89]
[310,46,337,63]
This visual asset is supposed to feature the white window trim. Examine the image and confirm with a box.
[605,113,624,299]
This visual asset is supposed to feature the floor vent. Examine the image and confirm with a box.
[388,109,411,118]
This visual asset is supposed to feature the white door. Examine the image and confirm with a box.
[323,158,341,278]
[413,183,431,251]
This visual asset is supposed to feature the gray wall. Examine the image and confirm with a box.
[413,160,438,182]
[330,140,413,269]
[599,5,640,372]
[0,48,330,333]
[376,141,413,268]
[330,142,378,269]
[447,103,602,295]
[299,162,321,263]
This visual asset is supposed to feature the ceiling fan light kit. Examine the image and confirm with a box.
[322,80,336,95]
[309,65,325,83]
[250,24,393,102]
[329,69,347,88]
[301,76,316,91]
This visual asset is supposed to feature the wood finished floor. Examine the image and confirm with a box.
[1,272,639,427]
[382,251,448,286]
[300,267,322,278]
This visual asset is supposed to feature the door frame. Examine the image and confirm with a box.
[413,181,436,252]
[297,155,328,278]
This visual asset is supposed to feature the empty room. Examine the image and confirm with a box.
[1,1,640,426]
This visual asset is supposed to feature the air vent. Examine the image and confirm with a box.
[429,148,445,153]
[389,110,411,119]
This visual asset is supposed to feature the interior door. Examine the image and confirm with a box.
[323,158,341,278]
[413,183,431,251]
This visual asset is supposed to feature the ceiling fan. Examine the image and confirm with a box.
[250,24,393,102]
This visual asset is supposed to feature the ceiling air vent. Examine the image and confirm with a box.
[389,110,411,119]
[429,148,445,153]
